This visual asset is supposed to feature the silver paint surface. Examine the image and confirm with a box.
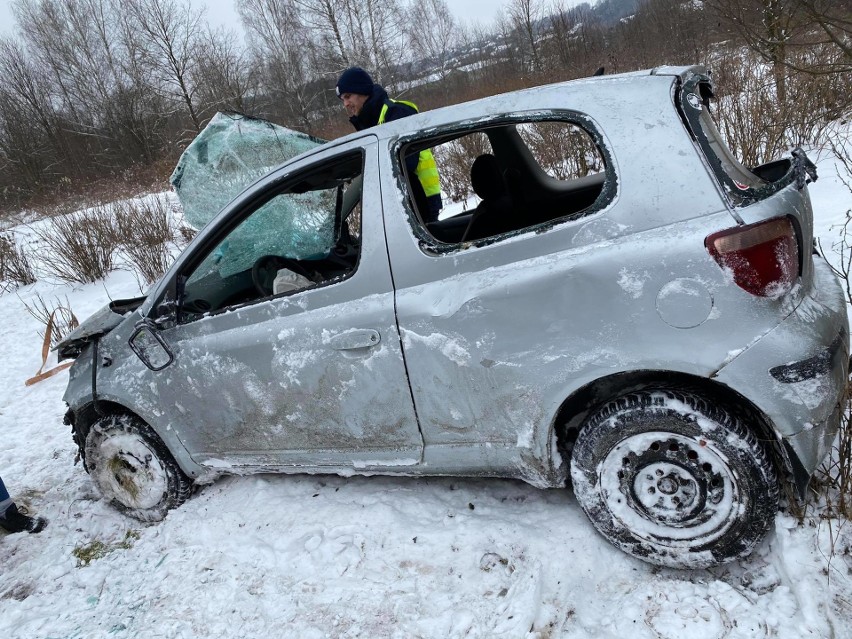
[62,67,848,494]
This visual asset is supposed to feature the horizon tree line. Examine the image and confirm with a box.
[0,0,849,215]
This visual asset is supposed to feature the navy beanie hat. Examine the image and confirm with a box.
[336,67,374,98]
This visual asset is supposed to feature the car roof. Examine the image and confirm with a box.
[332,64,707,147]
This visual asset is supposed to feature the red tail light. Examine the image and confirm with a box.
[705,217,799,297]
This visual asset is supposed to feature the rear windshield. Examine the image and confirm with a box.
[678,75,796,207]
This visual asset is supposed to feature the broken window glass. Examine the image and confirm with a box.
[170,112,332,260]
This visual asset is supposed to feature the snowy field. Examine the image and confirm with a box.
[2,152,852,638]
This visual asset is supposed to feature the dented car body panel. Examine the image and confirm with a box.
[62,66,847,507]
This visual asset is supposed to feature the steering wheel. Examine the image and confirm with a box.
[251,255,315,296]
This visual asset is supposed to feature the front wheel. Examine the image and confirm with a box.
[569,390,779,569]
[85,414,192,521]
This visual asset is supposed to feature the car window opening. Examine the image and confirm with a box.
[400,119,610,247]
[176,153,364,322]
[677,75,811,208]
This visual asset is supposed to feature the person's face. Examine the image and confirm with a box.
[341,92,369,117]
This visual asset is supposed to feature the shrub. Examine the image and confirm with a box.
[815,137,852,519]
[0,231,36,292]
[711,47,845,168]
[113,195,179,285]
[32,206,119,284]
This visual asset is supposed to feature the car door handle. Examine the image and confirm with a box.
[328,329,381,350]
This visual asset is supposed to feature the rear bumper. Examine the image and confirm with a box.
[714,257,849,495]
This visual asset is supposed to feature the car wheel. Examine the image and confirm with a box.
[569,390,779,568]
[85,413,192,522]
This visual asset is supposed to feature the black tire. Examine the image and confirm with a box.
[569,390,779,569]
[84,413,192,522]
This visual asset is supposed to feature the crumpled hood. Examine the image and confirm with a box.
[56,296,144,360]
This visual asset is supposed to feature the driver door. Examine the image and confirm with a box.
[148,139,423,470]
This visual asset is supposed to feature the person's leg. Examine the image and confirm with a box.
[0,475,46,534]
[0,475,13,514]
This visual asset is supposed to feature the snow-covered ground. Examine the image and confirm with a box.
[2,153,852,638]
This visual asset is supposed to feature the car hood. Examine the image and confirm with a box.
[56,296,145,360]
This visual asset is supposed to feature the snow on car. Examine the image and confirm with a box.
[57,66,849,569]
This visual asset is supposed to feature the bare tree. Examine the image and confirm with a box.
[15,0,171,165]
[294,0,353,69]
[705,0,800,104]
[195,26,257,117]
[125,0,206,133]
[547,0,580,72]
[0,38,65,187]
[405,0,459,87]
[705,0,852,109]
[796,0,852,74]
[507,0,543,73]
[238,0,321,131]
[357,0,407,87]
[294,0,407,88]
[546,0,606,77]
[708,0,852,77]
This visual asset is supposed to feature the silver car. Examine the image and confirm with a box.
[59,66,849,569]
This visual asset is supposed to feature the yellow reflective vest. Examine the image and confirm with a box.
[378,100,441,198]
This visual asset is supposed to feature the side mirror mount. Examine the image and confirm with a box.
[154,299,178,328]
[149,275,185,329]
[129,320,174,371]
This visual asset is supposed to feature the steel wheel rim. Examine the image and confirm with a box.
[599,431,740,545]
[95,433,169,510]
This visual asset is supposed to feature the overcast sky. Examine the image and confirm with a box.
[0,0,529,37]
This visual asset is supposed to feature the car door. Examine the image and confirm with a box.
[376,118,620,481]
[146,139,423,470]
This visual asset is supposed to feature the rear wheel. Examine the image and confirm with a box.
[85,414,192,521]
[570,390,778,568]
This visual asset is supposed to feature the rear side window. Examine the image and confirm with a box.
[398,116,613,250]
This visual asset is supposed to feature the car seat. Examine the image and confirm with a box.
[462,154,516,242]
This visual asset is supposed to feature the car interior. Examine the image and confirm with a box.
[177,154,363,322]
[402,120,608,245]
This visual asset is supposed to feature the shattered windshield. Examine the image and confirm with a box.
[195,189,337,280]
[170,112,331,260]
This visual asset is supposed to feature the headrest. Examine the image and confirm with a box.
[470,154,508,201]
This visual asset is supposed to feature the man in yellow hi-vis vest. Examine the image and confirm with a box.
[336,67,442,222]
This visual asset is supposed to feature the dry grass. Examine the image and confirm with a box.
[176,223,197,246]
[21,294,78,348]
[72,530,140,567]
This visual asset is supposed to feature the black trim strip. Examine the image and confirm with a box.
[770,329,847,383]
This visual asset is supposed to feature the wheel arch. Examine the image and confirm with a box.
[65,400,204,479]
[550,369,801,507]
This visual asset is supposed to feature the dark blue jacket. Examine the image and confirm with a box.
[348,85,442,221]
[349,85,416,131]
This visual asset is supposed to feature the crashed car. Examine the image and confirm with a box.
[58,66,849,569]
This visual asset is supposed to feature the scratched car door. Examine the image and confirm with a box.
[150,139,423,470]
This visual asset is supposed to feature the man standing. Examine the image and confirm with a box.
[0,475,46,534]
[336,67,443,222]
